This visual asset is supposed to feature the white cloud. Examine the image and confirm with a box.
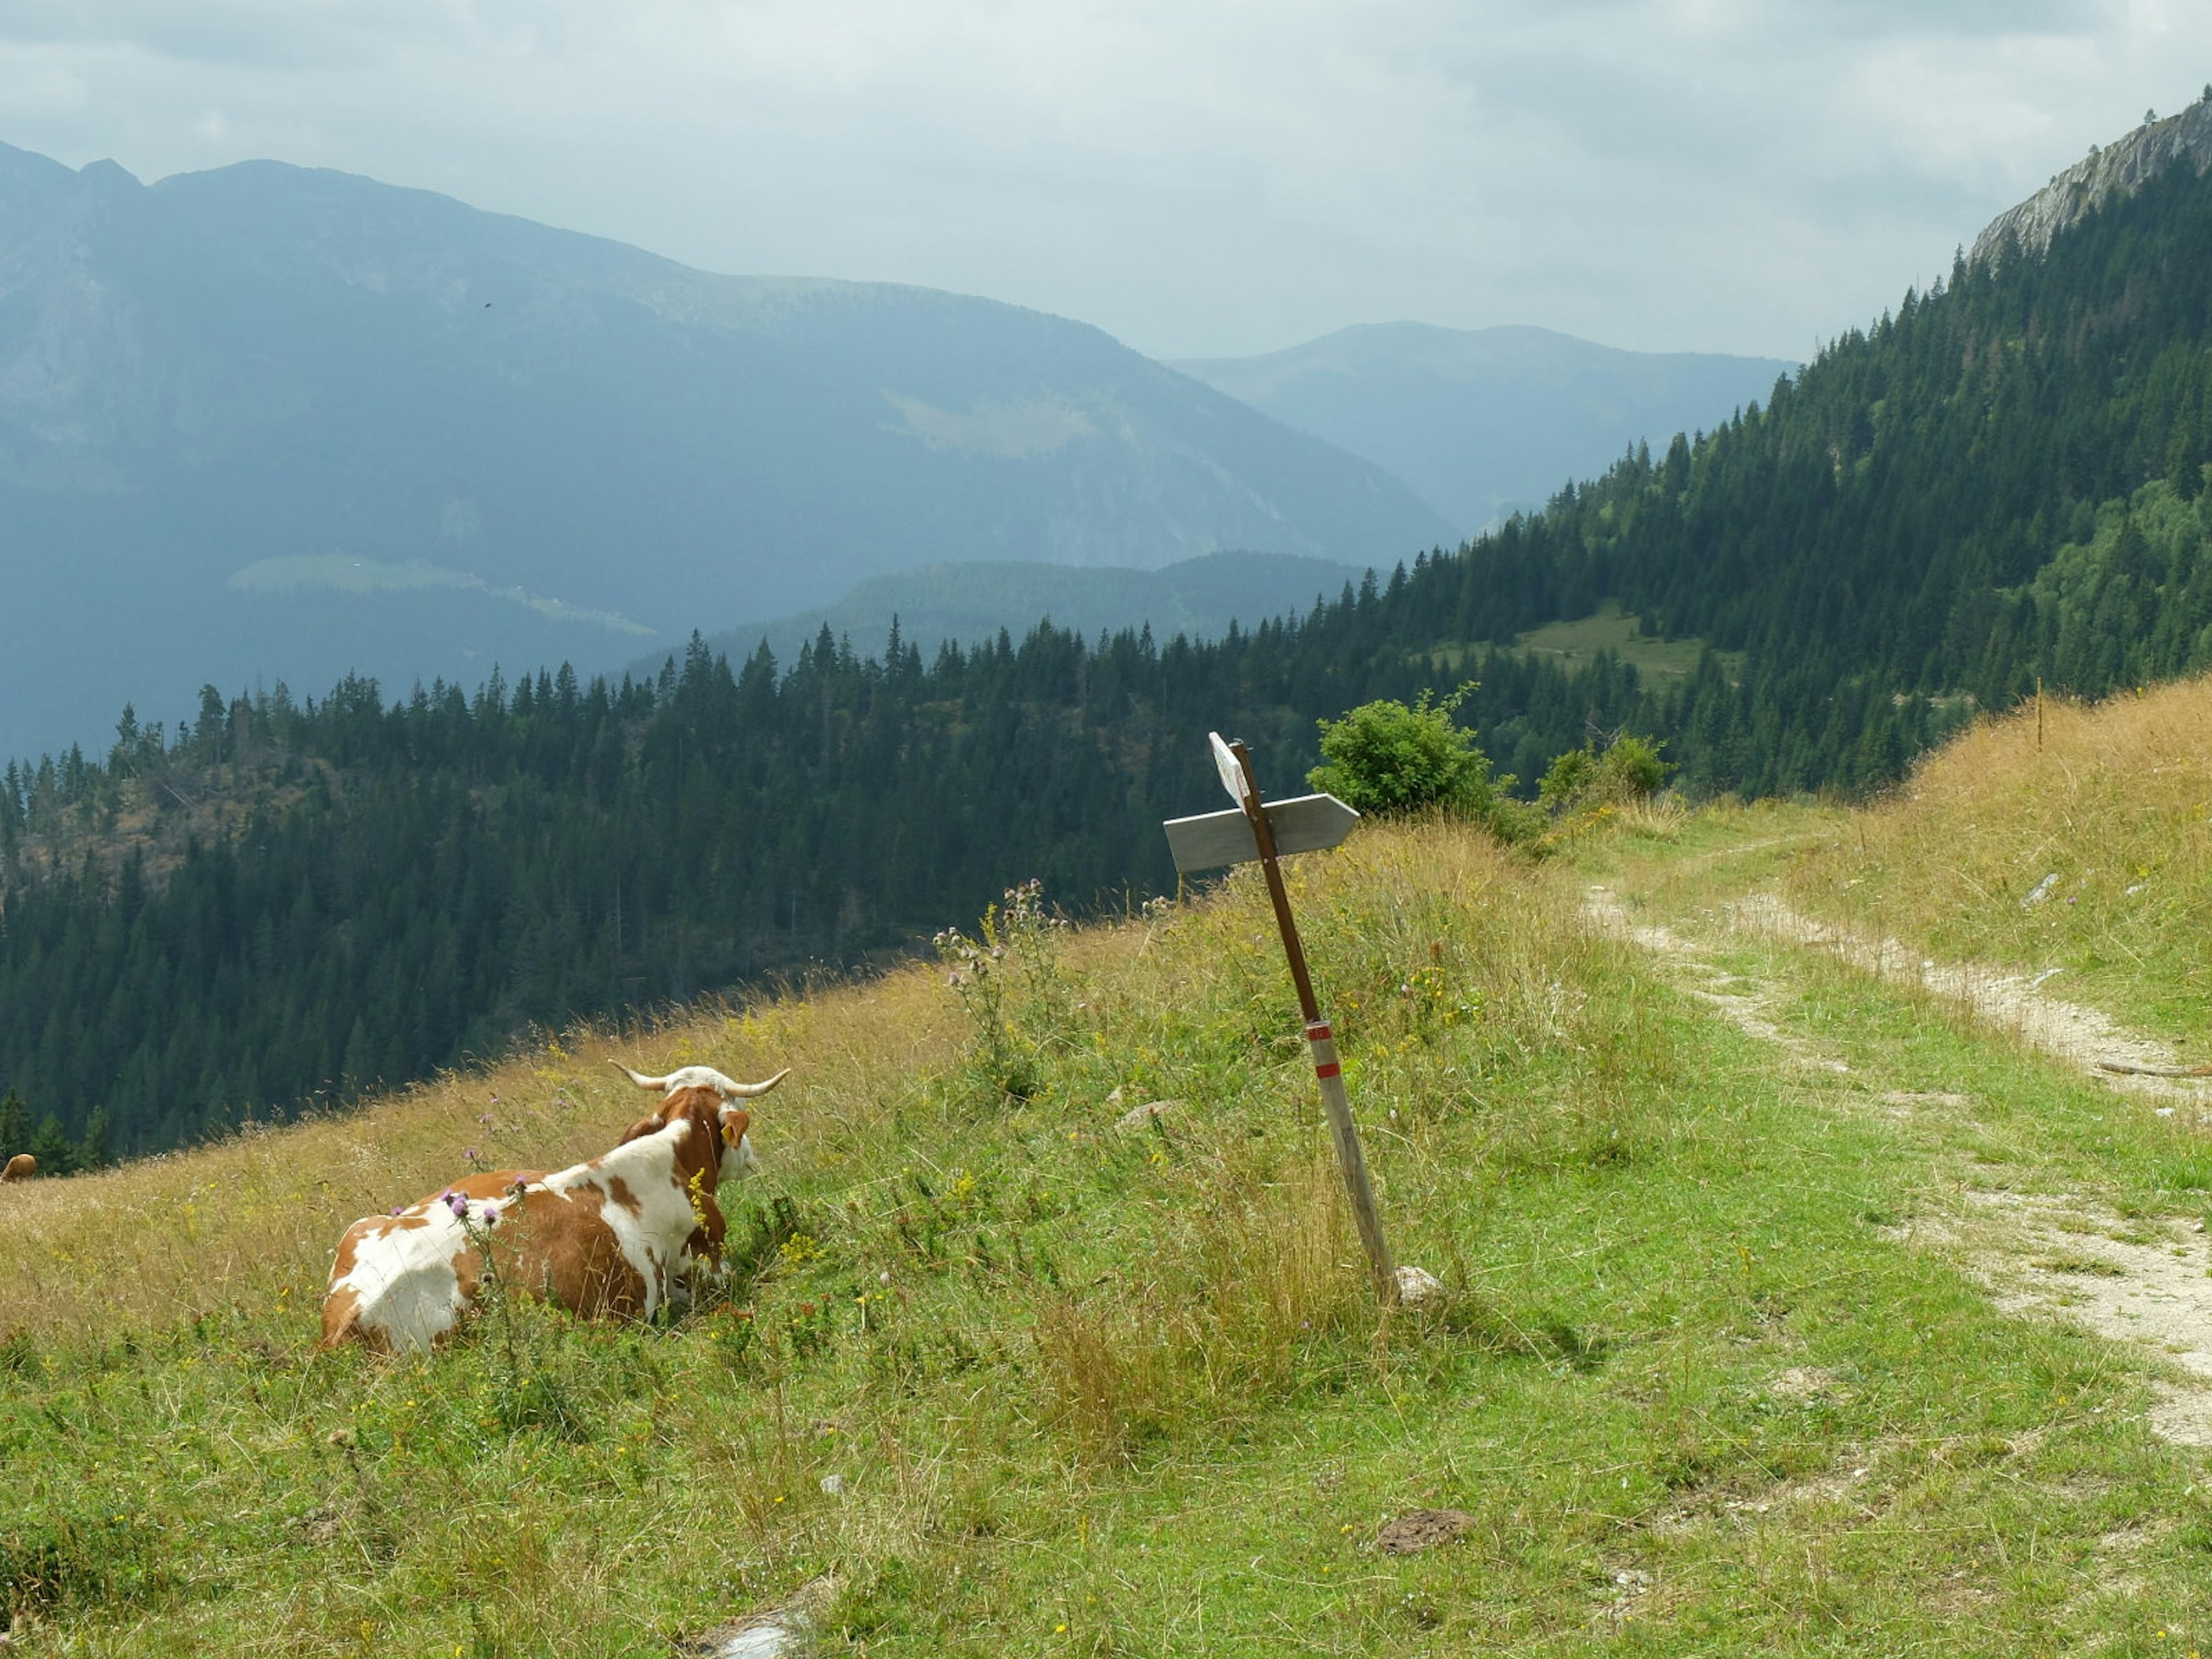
[3,0,2210,359]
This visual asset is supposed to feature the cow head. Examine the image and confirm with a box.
[613,1060,791,1101]
[617,1084,760,1190]
[615,1060,782,1178]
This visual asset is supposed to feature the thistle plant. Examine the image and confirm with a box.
[933,878,1070,1103]
[444,1181,580,1438]
[448,1188,520,1399]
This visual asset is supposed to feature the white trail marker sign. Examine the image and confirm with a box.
[1164,733,1399,1304]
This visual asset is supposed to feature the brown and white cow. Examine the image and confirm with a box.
[1,1154,35,1183]
[320,1073,782,1354]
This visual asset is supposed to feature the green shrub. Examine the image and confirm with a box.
[1537,747,1597,812]
[1308,691,1535,841]
[1598,733,1671,797]
[1539,732,1673,816]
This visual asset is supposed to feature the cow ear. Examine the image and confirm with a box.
[720,1111,751,1148]
[618,1113,664,1145]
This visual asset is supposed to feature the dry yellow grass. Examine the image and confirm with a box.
[1786,670,2212,1031]
[0,958,977,1347]
[0,820,1531,1354]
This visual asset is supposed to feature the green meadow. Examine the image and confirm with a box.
[2,680,2211,1654]
[1430,601,1735,684]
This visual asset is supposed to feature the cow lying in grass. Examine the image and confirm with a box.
[320,1071,785,1354]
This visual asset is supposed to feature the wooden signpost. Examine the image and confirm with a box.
[1163,733,1399,1304]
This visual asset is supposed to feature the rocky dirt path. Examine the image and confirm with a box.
[1583,881,2212,1445]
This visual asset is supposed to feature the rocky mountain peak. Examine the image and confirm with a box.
[1972,94,2212,266]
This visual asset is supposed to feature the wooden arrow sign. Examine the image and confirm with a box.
[1162,733,1398,1304]
[1209,730,1252,804]
[1162,792,1359,874]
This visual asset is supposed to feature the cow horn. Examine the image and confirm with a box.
[722,1068,790,1099]
[615,1062,668,1090]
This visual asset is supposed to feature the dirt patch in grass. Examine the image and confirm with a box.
[1940,1189,2212,1445]
[1375,1509,1475,1555]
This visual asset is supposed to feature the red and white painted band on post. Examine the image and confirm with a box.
[1305,1020,1340,1078]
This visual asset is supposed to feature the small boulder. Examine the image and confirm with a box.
[1393,1264,1447,1306]
[1116,1099,1181,1132]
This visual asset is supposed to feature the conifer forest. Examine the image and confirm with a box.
[12,150,2212,1158]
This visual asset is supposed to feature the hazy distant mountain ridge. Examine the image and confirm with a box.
[1972,95,2212,266]
[661,549,1365,676]
[0,142,1449,760]
[1172,323,1795,535]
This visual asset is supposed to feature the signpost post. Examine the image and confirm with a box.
[1163,733,1399,1304]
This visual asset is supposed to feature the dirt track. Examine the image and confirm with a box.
[1584,882,2212,1445]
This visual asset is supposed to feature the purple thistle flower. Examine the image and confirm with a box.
[482,1206,500,1228]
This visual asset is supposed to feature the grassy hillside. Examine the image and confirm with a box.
[6,694,2212,1652]
[1784,671,2212,1039]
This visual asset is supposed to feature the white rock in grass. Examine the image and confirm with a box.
[1116,1099,1181,1131]
[691,1576,839,1659]
[711,1626,801,1659]
[1395,1264,1447,1305]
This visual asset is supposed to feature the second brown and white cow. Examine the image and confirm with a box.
[321,1074,782,1354]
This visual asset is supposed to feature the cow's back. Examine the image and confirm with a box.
[321,1171,541,1353]
[320,1208,482,1354]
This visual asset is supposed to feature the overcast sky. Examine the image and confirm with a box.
[3,1,2209,362]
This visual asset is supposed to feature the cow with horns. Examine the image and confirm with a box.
[320,1065,787,1354]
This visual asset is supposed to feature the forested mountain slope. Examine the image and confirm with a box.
[0,612,1653,1158]
[1381,96,2212,792]
[12,100,2212,1160]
